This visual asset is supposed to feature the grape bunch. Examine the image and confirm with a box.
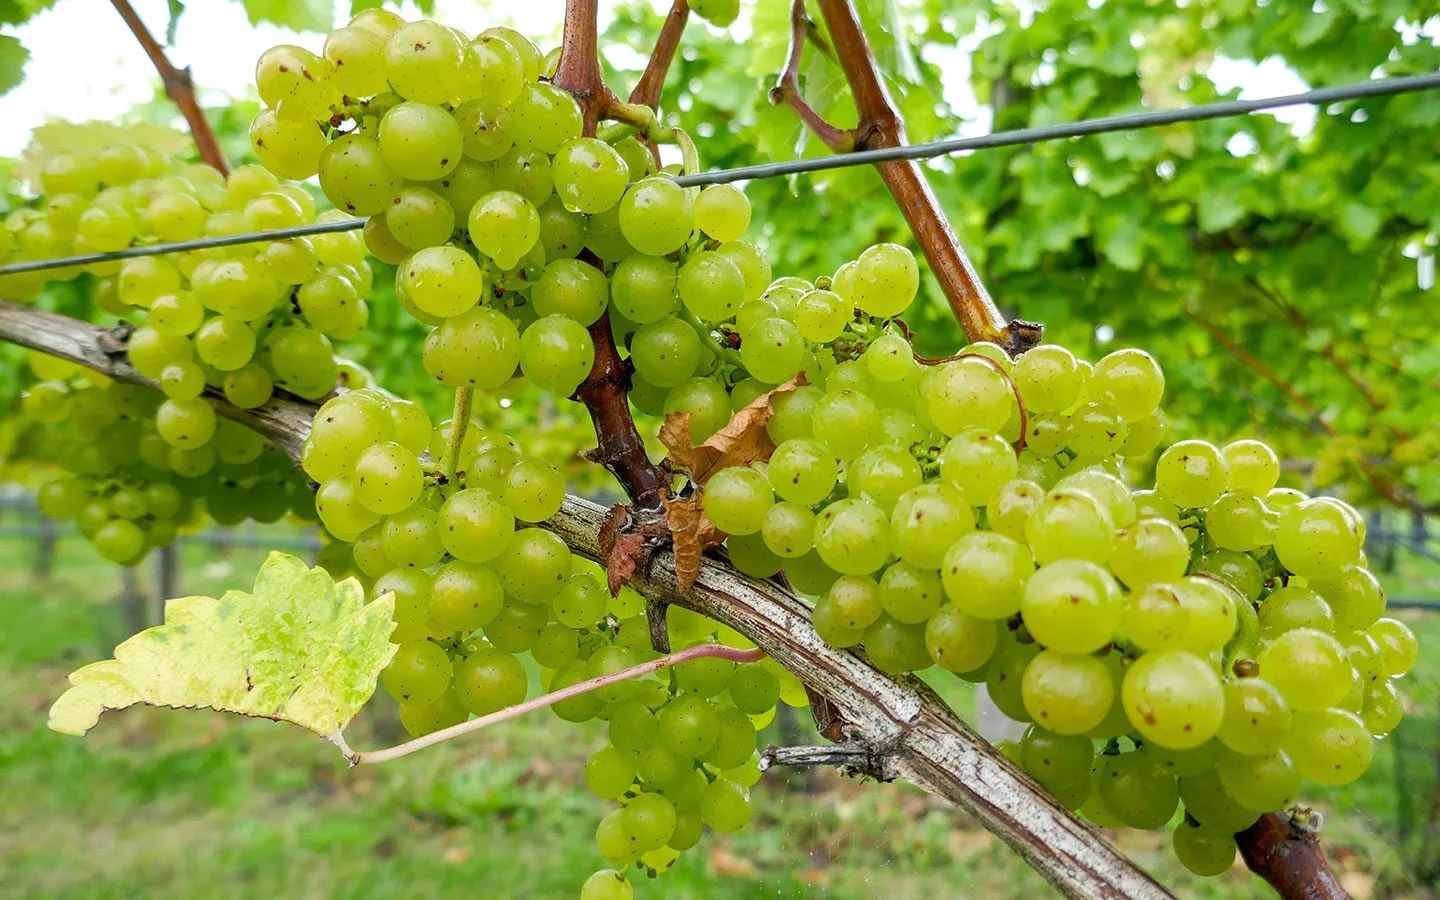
[22,353,310,564]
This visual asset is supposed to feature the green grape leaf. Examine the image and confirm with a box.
[0,34,29,96]
[48,553,397,747]
[241,0,332,33]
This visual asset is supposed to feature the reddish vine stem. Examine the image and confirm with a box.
[811,0,1034,351]
[554,0,671,512]
[1236,813,1348,900]
[628,0,689,109]
[1186,309,1419,513]
[770,0,852,152]
[110,0,230,175]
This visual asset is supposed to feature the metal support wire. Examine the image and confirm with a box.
[0,72,1436,278]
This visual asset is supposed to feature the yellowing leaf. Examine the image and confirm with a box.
[49,552,396,746]
[659,375,807,485]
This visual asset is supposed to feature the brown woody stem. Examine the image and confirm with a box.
[811,0,1030,350]
[629,0,690,110]
[1237,813,1349,899]
[110,0,230,175]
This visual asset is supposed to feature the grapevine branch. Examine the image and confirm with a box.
[110,0,230,175]
[802,0,1040,352]
[1238,813,1348,899]
[770,0,852,152]
[342,644,765,765]
[0,298,1172,900]
[628,0,689,110]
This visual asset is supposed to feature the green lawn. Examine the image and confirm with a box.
[1,532,1437,899]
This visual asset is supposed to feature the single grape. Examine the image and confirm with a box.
[1121,650,1224,749]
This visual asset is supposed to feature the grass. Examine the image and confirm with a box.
[0,532,1438,899]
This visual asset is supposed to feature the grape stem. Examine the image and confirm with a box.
[628,0,689,110]
[0,298,1187,897]
[1236,812,1349,899]
[770,0,853,152]
[340,644,766,765]
[785,0,1041,352]
[443,386,473,488]
[109,0,230,175]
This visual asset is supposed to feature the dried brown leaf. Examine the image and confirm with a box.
[664,495,726,591]
[597,504,629,560]
[606,531,647,596]
[659,374,808,486]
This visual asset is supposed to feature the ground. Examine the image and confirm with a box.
[1,528,1436,899]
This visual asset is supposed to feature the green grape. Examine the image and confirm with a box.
[352,441,423,515]
[1055,469,1136,527]
[813,574,883,646]
[1119,408,1169,458]
[322,24,387,96]
[693,184,751,242]
[691,0,741,26]
[398,689,467,738]
[658,696,719,758]
[761,501,815,558]
[1256,585,1333,637]
[506,83,582,154]
[193,257,281,320]
[610,255,678,324]
[594,808,638,865]
[94,519,146,563]
[1368,618,1418,676]
[161,362,206,401]
[521,314,595,395]
[1021,649,1116,734]
[1216,749,1300,812]
[728,665,780,715]
[462,33,524,107]
[580,870,632,900]
[677,250,744,323]
[848,243,918,317]
[1361,679,1403,735]
[1287,708,1373,786]
[377,102,460,176]
[1310,566,1385,631]
[454,100,512,162]
[923,605,997,673]
[877,561,943,624]
[1098,752,1179,830]
[630,316,702,388]
[438,488,515,563]
[381,504,446,568]
[382,639,452,704]
[427,560,504,635]
[1109,517,1189,588]
[156,397,217,449]
[1024,412,1071,456]
[373,567,435,643]
[888,483,973,569]
[792,288,849,343]
[698,778,751,833]
[383,185,455,251]
[585,746,637,799]
[767,438,837,506]
[663,377,730,443]
[1190,549,1264,602]
[1155,440,1230,509]
[1020,724,1093,796]
[1140,742,1217,779]
[702,466,773,535]
[501,458,564,523]
[1025,488,1115,567]
[1222,440,1280,495]
[714,241,770,301]
[1012,344,1082,412]
[1273,497,1363,579]
[983,479,1043,542]
[1172,820,1236,876]
[618,177,693,255]
[554,573,608,629]
[422,306,522,390]
[740,318,807,385]
[1257,628,1351,711]
[766,384,820,443]
[1123,583,1190,652]
[938,428,1017,507]
[847,445,922,508]
[941,531,1031,619]
[1089,348,1164,421]
[533,258,609,325]
[383,20,466,104]
[921,357,1012,436]
[398,245,484,318]
[552,138,628,214]
[1121,650,1224,749]
[1173,577,1238,653]
[455,645,527,716]
[705,704,759,768]
[1205,492,1274,552]
[1066,402,1128,457]
[863,614,931,673]
[318,135,403,215]
[811,389,880,462]
[863,332,917,383]
[255,44,336,118]
[469,189,540,269]
[813,498,890,575]
[494,527,571,603]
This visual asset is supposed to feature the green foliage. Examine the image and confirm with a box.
[49,552,396,744]
[0,33,28,94]
[239,0,332,33]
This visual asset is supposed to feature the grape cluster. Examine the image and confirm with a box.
[23,353,308,563]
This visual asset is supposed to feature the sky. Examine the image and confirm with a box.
[0,0,1327,161]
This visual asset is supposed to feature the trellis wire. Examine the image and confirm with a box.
[0,71,1436,278]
